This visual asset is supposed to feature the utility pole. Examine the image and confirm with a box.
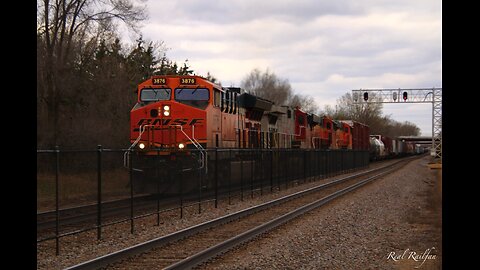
[351,88,442,161]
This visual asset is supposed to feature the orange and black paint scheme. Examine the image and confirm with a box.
[129,75,359,155]
[312,115,335,149]
[128,75,375,194]
[130,75,239,156]
[334,121,352,149]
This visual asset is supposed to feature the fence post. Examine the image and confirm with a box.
[285,150,289,188]
[129,149,134,234]
[341,150,344,174]
[259,149,263,196]
[303,150,307,183]
[179,165,183,218]
[97,145,102,240]
[55,145,60,255]
[240,154,244,201]
[228,149,232,205]
[198,151,202,213]
[215,148,218,208]
[157,151,161,225]
[270,149,273,192]
[325,151,329,178]
[250,149,254,199]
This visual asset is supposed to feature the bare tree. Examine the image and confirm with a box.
[289,94,319,114]
[333,92,383,124]
[241,68,293,105]
[37,0,147,146]
[325,92,420,137]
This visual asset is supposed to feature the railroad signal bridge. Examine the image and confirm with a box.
[351,88,442,160]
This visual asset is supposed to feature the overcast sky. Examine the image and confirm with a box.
[124,0,441,136]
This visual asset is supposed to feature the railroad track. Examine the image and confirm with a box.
[37,155,395,239]
[37,195,157,233]
[65,155,417,270]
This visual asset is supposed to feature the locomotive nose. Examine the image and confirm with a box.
[150,104,171,118]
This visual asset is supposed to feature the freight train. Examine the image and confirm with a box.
[128,75,371,153]
[126,75,423,193]
[369,135,427,160]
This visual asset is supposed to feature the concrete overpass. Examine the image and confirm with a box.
[396,136,432,145]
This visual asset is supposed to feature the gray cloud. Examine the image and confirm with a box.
[147,0,367,24]
[134,0,441,135]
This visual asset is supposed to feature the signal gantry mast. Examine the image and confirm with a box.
[351,88,442,160]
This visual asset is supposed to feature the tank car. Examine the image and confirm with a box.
[369,136,385,160]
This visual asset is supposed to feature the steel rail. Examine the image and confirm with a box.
[37,195,158,232]
[64,156,416,270]
[165,162,407,269]
[37,194,154,216]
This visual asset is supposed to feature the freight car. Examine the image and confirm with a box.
[369,136,385,160]
[370,135,393,157]
[369,136,427,161]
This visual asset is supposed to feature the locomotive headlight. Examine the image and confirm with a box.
[178,143,185,149]
[139,143,145,149]
[163,105,170,116]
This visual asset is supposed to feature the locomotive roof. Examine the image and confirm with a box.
[338,120,369,128]
[267,104,287,115]
[238,92,273,111]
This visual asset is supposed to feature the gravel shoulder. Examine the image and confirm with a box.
[197,156,442,270]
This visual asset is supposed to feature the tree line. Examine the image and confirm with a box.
[323,93,420,137]
[37,0,195,149]
[240,69,420,137]
[37,0,419,149]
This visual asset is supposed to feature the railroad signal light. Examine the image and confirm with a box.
[363,92,368,101]
[403,91,408,101]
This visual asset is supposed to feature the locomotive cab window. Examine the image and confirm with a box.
[140,88,171,102]
[175,88,210,109]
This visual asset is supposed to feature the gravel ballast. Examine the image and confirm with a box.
[37,157,441,269]
[198,156,442,269]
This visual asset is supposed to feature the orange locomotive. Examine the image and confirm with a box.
[130,75,240,153]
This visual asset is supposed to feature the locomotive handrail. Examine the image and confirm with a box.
[311,136,320,149]
[294,125,306,137]
[191,125,204,152]
[191,127,208,173]
[276,132,290,148]
[123,124,155,169]
[173,125,208,174]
